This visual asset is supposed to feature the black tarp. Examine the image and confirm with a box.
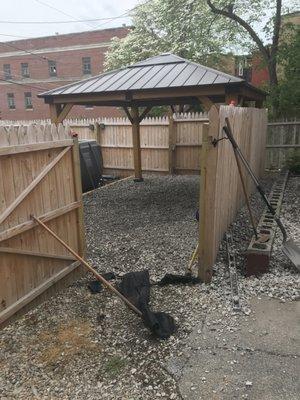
[118,270,177,339]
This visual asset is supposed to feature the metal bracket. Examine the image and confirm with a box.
[212,137,228,147]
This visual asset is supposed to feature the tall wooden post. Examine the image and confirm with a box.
[168,111,176,174]
[131,107,143,181]
[198,107,220,283]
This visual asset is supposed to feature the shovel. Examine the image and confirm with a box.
[223,117,300,271]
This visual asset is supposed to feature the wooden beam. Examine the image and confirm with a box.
[138,106,152,123]
[0,139,73,157]
[0,247,76,261]
[56,103,73,123]
[198,107,220,283]
[0,201,81,243]
[131,107,143,181]
[198,96,214,111]
[50,103,73,124]
[123,107,133,123]
[0,146,71,226]
[168,111,176,174]
[0,261,80,326]
[71,136,86,257]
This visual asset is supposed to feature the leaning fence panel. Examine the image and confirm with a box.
[0,124,85,326]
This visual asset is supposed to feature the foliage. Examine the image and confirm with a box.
[277,28,300,118]
[104,0,240,71]
[286,151,300,175]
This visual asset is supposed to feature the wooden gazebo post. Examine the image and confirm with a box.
[131,107,143,181]
[123,106,151,182]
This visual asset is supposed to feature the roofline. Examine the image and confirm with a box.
[39,81,266,106]
[0,25,131,46]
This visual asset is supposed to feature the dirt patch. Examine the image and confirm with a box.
[37,320,98,366]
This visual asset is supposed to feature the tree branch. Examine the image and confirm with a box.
[271,0,282,58]
[206,0,270,62]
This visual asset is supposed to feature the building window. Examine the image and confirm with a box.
[21,63,30,78]
[48,60,57,77]
[24,92,33,109]
[82,57,91,75]
[3,64,11,79]
[7,93,15,109]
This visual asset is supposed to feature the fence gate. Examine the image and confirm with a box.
[0,124,85,325]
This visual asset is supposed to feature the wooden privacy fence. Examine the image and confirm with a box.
[265,121,300,170]
[199,105,267,282]
[69,113,208,176]
[0,124,85,325]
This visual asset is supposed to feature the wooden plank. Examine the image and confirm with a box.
[131,107,142,180]
[0,201,81,242]
[0,247,75,261]
[0,146,71,226]
[0,261,80,325]
[71,136,85,257]
[168,113,176,174]
[0,139,73,156]
[198,109,219,283]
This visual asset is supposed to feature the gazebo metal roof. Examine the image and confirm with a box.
[40,53,266,181]
[39,53,266,108]
[40,53,245,97]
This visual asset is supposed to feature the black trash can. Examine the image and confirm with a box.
[79,140,103,193]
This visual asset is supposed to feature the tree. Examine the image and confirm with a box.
[104,0,237,71]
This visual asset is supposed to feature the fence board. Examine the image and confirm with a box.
[199,105,267,282]
[265,121,300,170]
[0,124,85,325]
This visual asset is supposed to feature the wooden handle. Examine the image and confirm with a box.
[31,215,142,317]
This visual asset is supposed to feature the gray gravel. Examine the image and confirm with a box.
[0,173,299,400]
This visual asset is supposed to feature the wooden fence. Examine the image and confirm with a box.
[198,105,267,282]
[72,113,208,176]
[265,121,300,170]
[0,124,85,326]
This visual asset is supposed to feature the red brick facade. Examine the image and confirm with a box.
[0,27,129,120]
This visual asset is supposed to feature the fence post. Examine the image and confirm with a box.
[71,136,86,257]
[198,108,220,283]
[95,122,101,144]
[168,113,176,174]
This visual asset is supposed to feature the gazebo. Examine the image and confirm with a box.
[39,53,266,181]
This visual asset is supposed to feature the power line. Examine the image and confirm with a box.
[33,0,96,29]
[0,16,129,24]
[0,76,51,91]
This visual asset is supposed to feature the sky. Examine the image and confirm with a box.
[0,0,140,41]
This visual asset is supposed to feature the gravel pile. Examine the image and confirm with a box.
[0,174,299,400]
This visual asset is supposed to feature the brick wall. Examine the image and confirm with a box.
[0,27,129,120]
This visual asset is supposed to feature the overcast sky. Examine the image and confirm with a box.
[0,0,140,41]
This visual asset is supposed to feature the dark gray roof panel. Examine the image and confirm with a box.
[39,53,246,98]
[169,63,198,87]
[132,53,184,66]
[155,62,188,87]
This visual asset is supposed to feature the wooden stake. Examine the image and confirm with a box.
[31,215,143,317]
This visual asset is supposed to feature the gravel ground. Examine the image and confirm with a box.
[0,173,299,400]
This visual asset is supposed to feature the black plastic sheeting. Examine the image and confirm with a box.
[118,271,177,339]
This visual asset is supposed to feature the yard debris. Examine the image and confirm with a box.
[1,174,299,400]
[118,271,177,339]
[157,273,201,286]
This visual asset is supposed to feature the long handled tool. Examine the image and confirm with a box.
[223,117,300,271]
[31,215,142,316]
[233,146,258,240]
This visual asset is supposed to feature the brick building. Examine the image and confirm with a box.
[0,27,128,120]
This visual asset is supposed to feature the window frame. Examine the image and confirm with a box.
[7,93,15,110]
[48,60,57,77]
[24,92,33,109]
[3,64,11,80]
[82,57,91,75]
[21,62,30,78]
